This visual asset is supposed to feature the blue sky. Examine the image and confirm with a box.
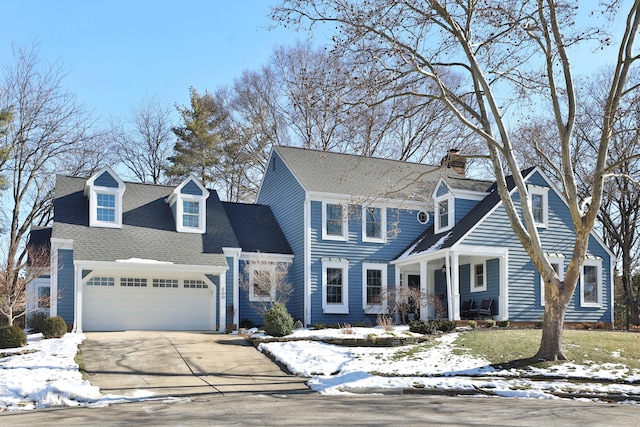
[1,1,626,126]
[1,1,308,122]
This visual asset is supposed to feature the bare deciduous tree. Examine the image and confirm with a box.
[112,96,174,184]
[272,0,640,361]
[0,43,99,325]
[239,255,293,316]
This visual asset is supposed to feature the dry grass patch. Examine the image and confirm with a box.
[455,329,640,369]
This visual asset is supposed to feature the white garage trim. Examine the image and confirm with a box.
[73,260,227,332]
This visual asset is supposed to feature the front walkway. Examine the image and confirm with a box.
[80,331,310,397]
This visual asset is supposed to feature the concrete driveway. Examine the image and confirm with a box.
[79,331,310,398]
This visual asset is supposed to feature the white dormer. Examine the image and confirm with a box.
[166,176,210,234]
[433,180,454,233]
[84,166,126,228]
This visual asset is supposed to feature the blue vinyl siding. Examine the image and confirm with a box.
[237,260,265,327]
[257,152,306,321]
[181,180,203,195]
[436,181,449,197]
[57,249,75,325]
[94,171,118,188]
[455,198,479,224]
[309,202,432,325]
[462,170,611,322]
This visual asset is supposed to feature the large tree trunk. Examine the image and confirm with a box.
[535,298,568,361]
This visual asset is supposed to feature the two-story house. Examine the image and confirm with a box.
[257,146,614,326]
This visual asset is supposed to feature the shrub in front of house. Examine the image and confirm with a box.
[42,316,67,338]
[27,311,49,333]
[409,320,437,334]
[263,303,294,337]
[0,325,27,349]
[468,320,477,329]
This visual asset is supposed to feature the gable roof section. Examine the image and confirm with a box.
[273,146,458,203]
[397,168,534,259]
[52,175,237,267]
[222,202,293,255]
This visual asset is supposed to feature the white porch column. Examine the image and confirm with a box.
[219,271,227,331]
[73,265,83,333]
[419,260,428,321]
[223,247,242,328]
[394,266,401,324]
[499,251,509,321]
[451,252,460,320]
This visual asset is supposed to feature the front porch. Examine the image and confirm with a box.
[391,245,509,322]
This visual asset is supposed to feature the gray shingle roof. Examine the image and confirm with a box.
[222,202,293,255]
[397,168,535,259]
[274,146,455,203]
[52,176,240,266]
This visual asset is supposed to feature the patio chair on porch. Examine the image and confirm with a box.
[460,299,475,320]
[469,298,494,320]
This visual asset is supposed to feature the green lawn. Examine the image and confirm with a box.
[455,329,640,369]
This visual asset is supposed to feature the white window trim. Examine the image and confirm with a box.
[540,254,565,306]
[322,259,349,314]
[528,185,549,228]
[176,194,206,233]
[322,202,348,241]
[248,265,275,302]
[580,258,603,308]
[434,194,454,233]
[470,261,487,293]
[362,263,387,314]
[89,187,124,228]
[417,211,430,225]
[362,206,386,243]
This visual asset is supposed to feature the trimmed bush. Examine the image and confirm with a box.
[42,316,67,339]
[468,320,477,329]
[485,319,496,328]
[497,320,510,328]
[0,325,27,349]
[409,320,437,334]
[27,311,49,333]
[263,303,294,337]
[239,318,254,329]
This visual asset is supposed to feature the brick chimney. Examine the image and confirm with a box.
[440,149,466,177]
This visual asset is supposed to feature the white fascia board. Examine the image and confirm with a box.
[390,248,449,267]
[307,191,428,210]
[450,188,489,201]
[222,247,242,258]
[239,252,294,263]
[73,260,228,274]
[51,238,74,250]
[450,244,509,257]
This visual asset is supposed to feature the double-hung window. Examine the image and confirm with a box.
[581,259,602,307]
[362,206,386,243]
[96,193,116,222]
[434,195,454,233]
[528,185,549,227]
[322,259,349,313]
[362,263,387,314]
[249,267,274,302]
[182,200,200,228]
[322,202,347,241]
[471,262,486,292]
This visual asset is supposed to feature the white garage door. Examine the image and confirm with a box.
[83,274,215,331]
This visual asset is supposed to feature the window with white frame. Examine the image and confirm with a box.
[96,193,116,222]
[362,263,387,314]
[362,206,386,243]
[540,254,564,306]
[121,277,147,287]
[322,259,349,314]
[85,167,125,229]
[470,262,486,292]
[87,277,115,286]
[528,185,549,227]
[581,259,602,307]
[322,202,347,241]
[38,286,51,309]
[167,177,209,234]
[435,195,454,233]
[153,279,179,288]
[249,266,274,302]
[182,200,200,228]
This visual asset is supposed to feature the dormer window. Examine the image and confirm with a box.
[167,176,209,234]
[434,194,454,233]
[85,167,125,228]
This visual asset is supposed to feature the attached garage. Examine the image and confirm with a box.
[77,265,222,332]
